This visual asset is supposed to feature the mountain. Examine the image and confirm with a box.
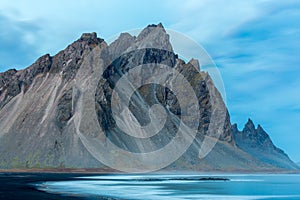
[232,119,298,170]
[0,23,298,172]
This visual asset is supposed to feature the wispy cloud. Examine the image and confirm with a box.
[167,0,300,161]
[0,0,172,66]
[0,14,42,69]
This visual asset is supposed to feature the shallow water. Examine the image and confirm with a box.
[36,174,300,200]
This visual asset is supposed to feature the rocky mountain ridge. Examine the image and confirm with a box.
[0,24,298,171]
[232,119,298,169]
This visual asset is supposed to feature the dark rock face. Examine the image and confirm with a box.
[0,33,104,110]
[0,32,105,169]
[49,32,104,81]
[232,119,299,170]
[0,54,52,109]
[56,88,73,130]
[0,24,297,171]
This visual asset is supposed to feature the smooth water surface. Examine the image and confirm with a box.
[36,174,300,200]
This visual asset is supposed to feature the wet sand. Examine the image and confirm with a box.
[0,172,116,200]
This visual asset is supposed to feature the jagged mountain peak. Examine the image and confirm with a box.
[257,124,264,131]
[108,23,173,60]
[0,24,298,171]
[233,119,299,170]
[80,32,97,40]
[232,123,238,130]
[135,23,173,52]
[108,32,136,59]
[147,22,164,28]
[0,32,105,109]
[244,118,255,131]
[137,23,167,39]
[78,32,104,46]
[238,119,272,145]
[48,32,105,80]
[188,58,200,70]
[246,118,254,124]
[68,32,104,52]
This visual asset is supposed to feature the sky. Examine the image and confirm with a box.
[0,0,299,162]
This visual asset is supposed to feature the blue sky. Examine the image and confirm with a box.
[0,0,299,162]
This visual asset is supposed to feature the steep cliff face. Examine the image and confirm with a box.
[0,24,297,171]
[232,119,298,170]
[0,33,105,168]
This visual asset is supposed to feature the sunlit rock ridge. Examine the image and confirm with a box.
[0,24,298,171]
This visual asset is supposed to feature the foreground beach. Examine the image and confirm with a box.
[0,172,116,200]
[1,172,300,200]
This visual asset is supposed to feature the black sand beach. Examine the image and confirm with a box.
[0,172,115,200]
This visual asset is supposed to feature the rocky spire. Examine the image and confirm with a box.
[188,58,200,70]
[49,32,104,80]
[108,23,173,60]
[134,23,173,52]
[231,123,239,134]
[108,32,136,59]
[243,118,256,133]
[79,32,103,45]
[232,119,299,169]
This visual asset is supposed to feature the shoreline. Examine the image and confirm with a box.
[0,168,117,174]
[1,168,299,174]
[0,172,111,200]
[1,171,300,200]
